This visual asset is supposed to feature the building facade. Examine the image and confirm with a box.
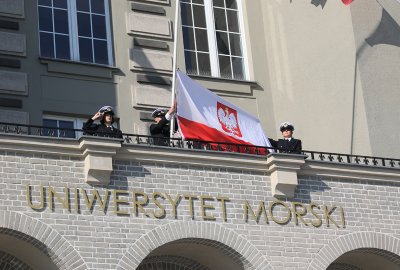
[0,0,399,156]
[1,0,400,269]
[0,134,400,270]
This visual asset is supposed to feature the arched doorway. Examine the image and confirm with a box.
[0,229,58,270]
[137,238,249,270]
[117,221,274,270]
[327,248,400,270]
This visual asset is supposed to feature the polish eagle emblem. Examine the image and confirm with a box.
[217,102,242,137]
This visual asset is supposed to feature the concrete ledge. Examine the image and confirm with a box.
[0,0,25,19]
[127,12,172,39]
[0,31,26,56]
[266,153,306,198]
[0,133,399,187]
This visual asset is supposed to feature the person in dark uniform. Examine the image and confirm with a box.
[82,106,123,139]
[269,122,302,154]
[150,104,175,146]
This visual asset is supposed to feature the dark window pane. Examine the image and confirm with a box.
[94,40,108,65]
[38,7,53,32]
[55,34,70,59]
[91,0,105,14]
[180,3,193,27]
[59,120,75,138]
[43,119,57,128]
[219,55,232,78]
[213,0,225,7]
[232,57,244,80]
[53,0,67,9]
[229,33,242,56]
[54,9,69,34]
[38,0,52,7]
[76,0,90,12]
[197,52,211,76]
[182,26,195,50]
[195,28,209,52]
[227,10,239,32]
[43,119,57,137]
[214,8,227,31]
[184,51,197,75]
[216,31,229,55]
[77,12,91,37]
[193,5,206,28]
[40,32,55,58]
[225,0,238,9]
[79,37,93,62]
[92,15,106,39]
[192,0,204,4]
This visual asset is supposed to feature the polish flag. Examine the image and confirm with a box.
[176,70,272,153]
[341,0,353,5]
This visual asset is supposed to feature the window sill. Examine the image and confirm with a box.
[39,57,119,79]
[188,74,259,95]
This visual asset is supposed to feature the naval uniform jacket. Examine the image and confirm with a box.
[269,138,302,154]
[82,118,123,139]
[150,116,170,146]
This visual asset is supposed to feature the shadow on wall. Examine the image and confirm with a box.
[366,9,400,47]
[310,0,328,9]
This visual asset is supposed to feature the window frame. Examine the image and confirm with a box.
[181,0,249,80]
[42,115,87,138]
[37,0,114,66]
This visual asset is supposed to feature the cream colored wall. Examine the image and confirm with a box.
[240,0,400,157]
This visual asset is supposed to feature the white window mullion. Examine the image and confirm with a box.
[69,0,80,61]
[190,4,200,74]
[104,0,114,66]
[204,0,219,77]
[237,0,249,80]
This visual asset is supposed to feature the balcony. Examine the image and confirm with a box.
[1,122,399,198]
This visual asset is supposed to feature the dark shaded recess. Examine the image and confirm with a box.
[0,98,22,108]
[137,74,171,85]
[131,2,166,15]
[0,19,19,30]
[134,38,169,50]
[0,58,21,68]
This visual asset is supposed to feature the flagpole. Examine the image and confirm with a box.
[170,0,180,138]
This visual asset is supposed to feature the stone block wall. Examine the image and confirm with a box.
[0,146,399,269]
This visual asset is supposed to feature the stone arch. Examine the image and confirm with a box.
[307,232,400,270]
[117,221,274,270]
[0,210,88,270]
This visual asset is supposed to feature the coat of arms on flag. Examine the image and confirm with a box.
[217,102,242,138]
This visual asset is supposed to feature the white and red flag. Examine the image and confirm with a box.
[176,70,272,153]
[341,0,353,5]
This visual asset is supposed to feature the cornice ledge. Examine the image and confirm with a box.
[299,160,400,183]
[117,144,269,171]
[0,133,81,156]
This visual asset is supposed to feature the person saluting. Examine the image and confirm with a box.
[82,106,122,139]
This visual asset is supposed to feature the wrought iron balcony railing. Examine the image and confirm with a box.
[1,122,399,168]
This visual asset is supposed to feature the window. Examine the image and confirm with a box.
[43,116,86,138]
[181,0,247,80]
[38,0,113,65]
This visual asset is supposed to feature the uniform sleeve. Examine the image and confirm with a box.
[82,118,98,135]
[150,117,169,135]
[294,140,302,153]
[268,138,278,148]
